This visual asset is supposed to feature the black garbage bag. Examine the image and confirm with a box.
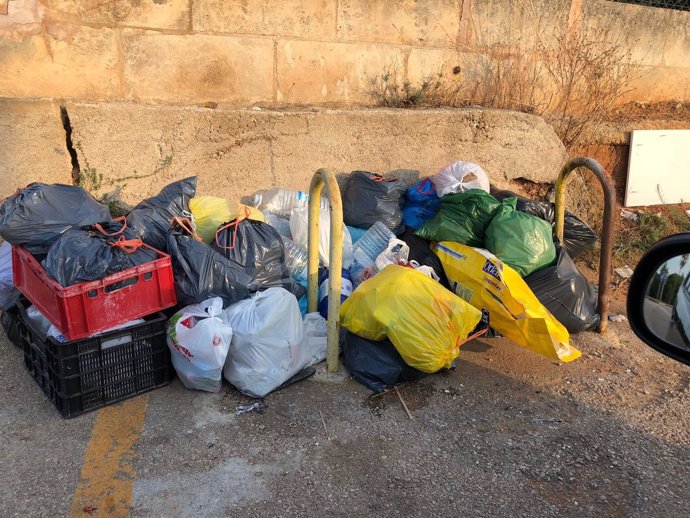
[525,245,600,333]
[342,332,428,393]
[492,188,597,259]
[342,171,407,235]
[211,218,305,299]
[42,220,158,287]
[127,177,197,252]
[0,183,112,254]
[167,227,260,307]
[1,304,22,348]
[398,227,450,289]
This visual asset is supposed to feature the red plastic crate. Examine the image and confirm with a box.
[12,244,177,341]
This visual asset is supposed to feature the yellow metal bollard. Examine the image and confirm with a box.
[307,168,343,373]
[554,157,616,334]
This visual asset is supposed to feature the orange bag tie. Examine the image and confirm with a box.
[171,216,203,241]
[93,216,127,237]
[110,236,143,254]
[214,207,251,251]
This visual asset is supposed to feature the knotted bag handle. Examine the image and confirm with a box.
[214,206,251,251]
[109,235,143,254]
[93,216,127,237]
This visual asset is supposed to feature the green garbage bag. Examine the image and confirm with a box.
[415,189,501,247]
[485,198,557,277]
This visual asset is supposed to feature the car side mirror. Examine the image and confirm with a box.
[627,233,690,365]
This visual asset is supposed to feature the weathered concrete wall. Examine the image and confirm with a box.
[0,103,566,202]
[0,0,688,106]
[0,99,72,198]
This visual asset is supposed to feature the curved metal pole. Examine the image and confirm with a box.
[307,168,343,373]
[554,157,616,334]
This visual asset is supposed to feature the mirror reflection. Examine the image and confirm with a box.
[643,253,690,351]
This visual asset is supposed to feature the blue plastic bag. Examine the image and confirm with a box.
[403,179,441,229]
[403,205,439,230]
[406,178,440,206]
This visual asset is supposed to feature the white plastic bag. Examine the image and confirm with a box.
[374,239,410,271]
[223,288,312,398]
[410,260,441,282]
[289,206,353,269]
[304,312,327,365]
[25,304,145,343]
[167,297,233,393]
[431,161,490,197]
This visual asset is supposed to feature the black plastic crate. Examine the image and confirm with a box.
[16,300,173,418]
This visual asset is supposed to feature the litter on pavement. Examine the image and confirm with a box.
[0,160,603,418]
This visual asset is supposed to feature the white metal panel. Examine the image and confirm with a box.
[625,129,690,207]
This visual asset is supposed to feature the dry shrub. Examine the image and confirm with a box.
[367,0,639,151]
[539,30,638,148]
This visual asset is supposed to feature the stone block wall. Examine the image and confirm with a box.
[0,0,688,106]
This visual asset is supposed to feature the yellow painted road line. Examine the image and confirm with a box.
[69,395,149,517]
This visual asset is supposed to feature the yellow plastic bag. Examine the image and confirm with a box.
[434,242,581,362]
[340,265,482,373]
[189,196,265,244]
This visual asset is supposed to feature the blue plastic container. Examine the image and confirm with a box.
[317,268,353,319]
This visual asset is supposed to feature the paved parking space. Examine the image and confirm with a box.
[1,319,689,517]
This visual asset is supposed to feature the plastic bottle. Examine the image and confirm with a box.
[348,221,396,287]
[262,211,292,239]
[251,188,329,218]
[282,238,308,282]
[318,268,353,320]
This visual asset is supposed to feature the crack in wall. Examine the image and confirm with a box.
[59,105,81,186]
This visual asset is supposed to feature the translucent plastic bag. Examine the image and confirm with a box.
[485,198,557,277]
[289,206,353,269]
[189,196,265,244]
[431,161,490,198]
[167,297,234,392]
[434,241,581,362]
[304,312,327,365]
[374,239,410,271]
[415,189,501,247]
[492,188,597,259]
[342,171,407,234]
[403,178,441,230]
[340,265,482,373]
[223,288,312,398]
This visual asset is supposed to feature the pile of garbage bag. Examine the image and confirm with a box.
[0,158,601,403]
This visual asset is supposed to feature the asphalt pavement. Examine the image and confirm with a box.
[1,316,690,517]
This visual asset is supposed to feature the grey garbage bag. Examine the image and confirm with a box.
[524,245,600,333]
[127,177,197,252]
[167,220,259,307]
[211,218,305,299]
[0,183,112,254]
[342,171,407,235]
[42,219,158,287]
